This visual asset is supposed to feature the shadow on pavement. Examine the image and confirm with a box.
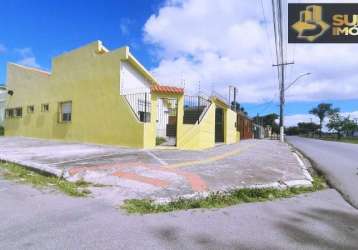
[277,208,358,249]
[151,225,251,250]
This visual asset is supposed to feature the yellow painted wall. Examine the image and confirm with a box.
[224,108,239,144]
[4,41,153,148]
[4,40,240,150]
[176,103,216,150]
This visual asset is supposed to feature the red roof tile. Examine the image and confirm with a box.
[151,85,184,94]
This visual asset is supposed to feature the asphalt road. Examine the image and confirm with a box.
[287,136,358,208]
[1,178,358,250]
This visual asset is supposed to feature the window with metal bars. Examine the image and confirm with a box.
[59,101,72,122]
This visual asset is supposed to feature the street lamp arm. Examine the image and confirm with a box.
[285,73,311,91]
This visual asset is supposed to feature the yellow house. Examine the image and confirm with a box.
[3,41,239,150]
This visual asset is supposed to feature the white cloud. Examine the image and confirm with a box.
[144,0,358,103]
[15,48,40,68]
[284,114,319,127]
[120,18,133,36]
[0,44,6,54]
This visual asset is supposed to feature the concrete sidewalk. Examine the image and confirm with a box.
[0,137,312,204]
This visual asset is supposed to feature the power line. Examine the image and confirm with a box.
[271,0,294,142]
[258,0,275,65]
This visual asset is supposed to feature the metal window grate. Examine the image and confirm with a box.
[183,95,211,124]
[123,92,151,123]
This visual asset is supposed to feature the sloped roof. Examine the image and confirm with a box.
[151,85,184,94]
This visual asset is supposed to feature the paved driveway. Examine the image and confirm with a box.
[0,137,310,204]
[287,136,358,208]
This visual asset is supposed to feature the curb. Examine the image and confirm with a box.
[0,158,62,177]
[152,180,312,205]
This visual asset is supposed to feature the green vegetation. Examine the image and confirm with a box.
[252,113,280,134]
[286,122,320,136]
[0,162,91,197]
[286,102,358,141]
[121,175,327,214]
[319,136,358,144]
[156,136,166,145]
[0,126,4,136]
[309,103,337,137]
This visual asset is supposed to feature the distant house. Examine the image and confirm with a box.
[3,41,240,149]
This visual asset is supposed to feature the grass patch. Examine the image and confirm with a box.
[320,137,358,144]
[156,136,166,145]
[122,175,327,214]
[302,135,358,144]
[0,162,91,197]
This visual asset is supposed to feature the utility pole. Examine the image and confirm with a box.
[271,0,294,142]
[273,61,294,142]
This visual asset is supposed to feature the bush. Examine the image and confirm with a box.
[0,126,4,136]
[156,137,166,145]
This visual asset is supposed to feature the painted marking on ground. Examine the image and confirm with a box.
[163,145,254,169]
[112,171,169,188]
[293,152,305,167]
[68,162,141,176]
[176,171,207,192]
[48,152,128,166]
[65,144,256,192]
[293,152,313,182]
[68,161,207,192]
[145,151,168,165]
[139,164,208,192]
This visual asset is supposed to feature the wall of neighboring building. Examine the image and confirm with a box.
[0,92,6,125]
[4,41,152,148]
[225,108,240,144]
[120,61,150,94]
[237,113,253,139]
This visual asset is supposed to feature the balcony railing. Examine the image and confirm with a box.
[183,95,211,124]
[123,92,151,122]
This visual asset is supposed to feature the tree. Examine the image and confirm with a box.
[342,116,358,137]
[253,113,279,134]
[285,122,320,136]
[309,103,337,138]
[327,110,344,139]
[297,122,320,135]
[285,126,300,135]
[231,101,240,112]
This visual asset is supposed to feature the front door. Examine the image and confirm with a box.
[215,108,224,143]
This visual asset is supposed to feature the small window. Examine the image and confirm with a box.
[41,104,49,112]
[5,109,14,119]
[59,101,72,122]
[27,105,34,113]
[14,107,22,118]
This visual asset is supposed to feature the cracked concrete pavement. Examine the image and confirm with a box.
[0,136,311,204]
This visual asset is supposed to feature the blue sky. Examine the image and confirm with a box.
[1,0,357,124]
[0,0,162,81]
